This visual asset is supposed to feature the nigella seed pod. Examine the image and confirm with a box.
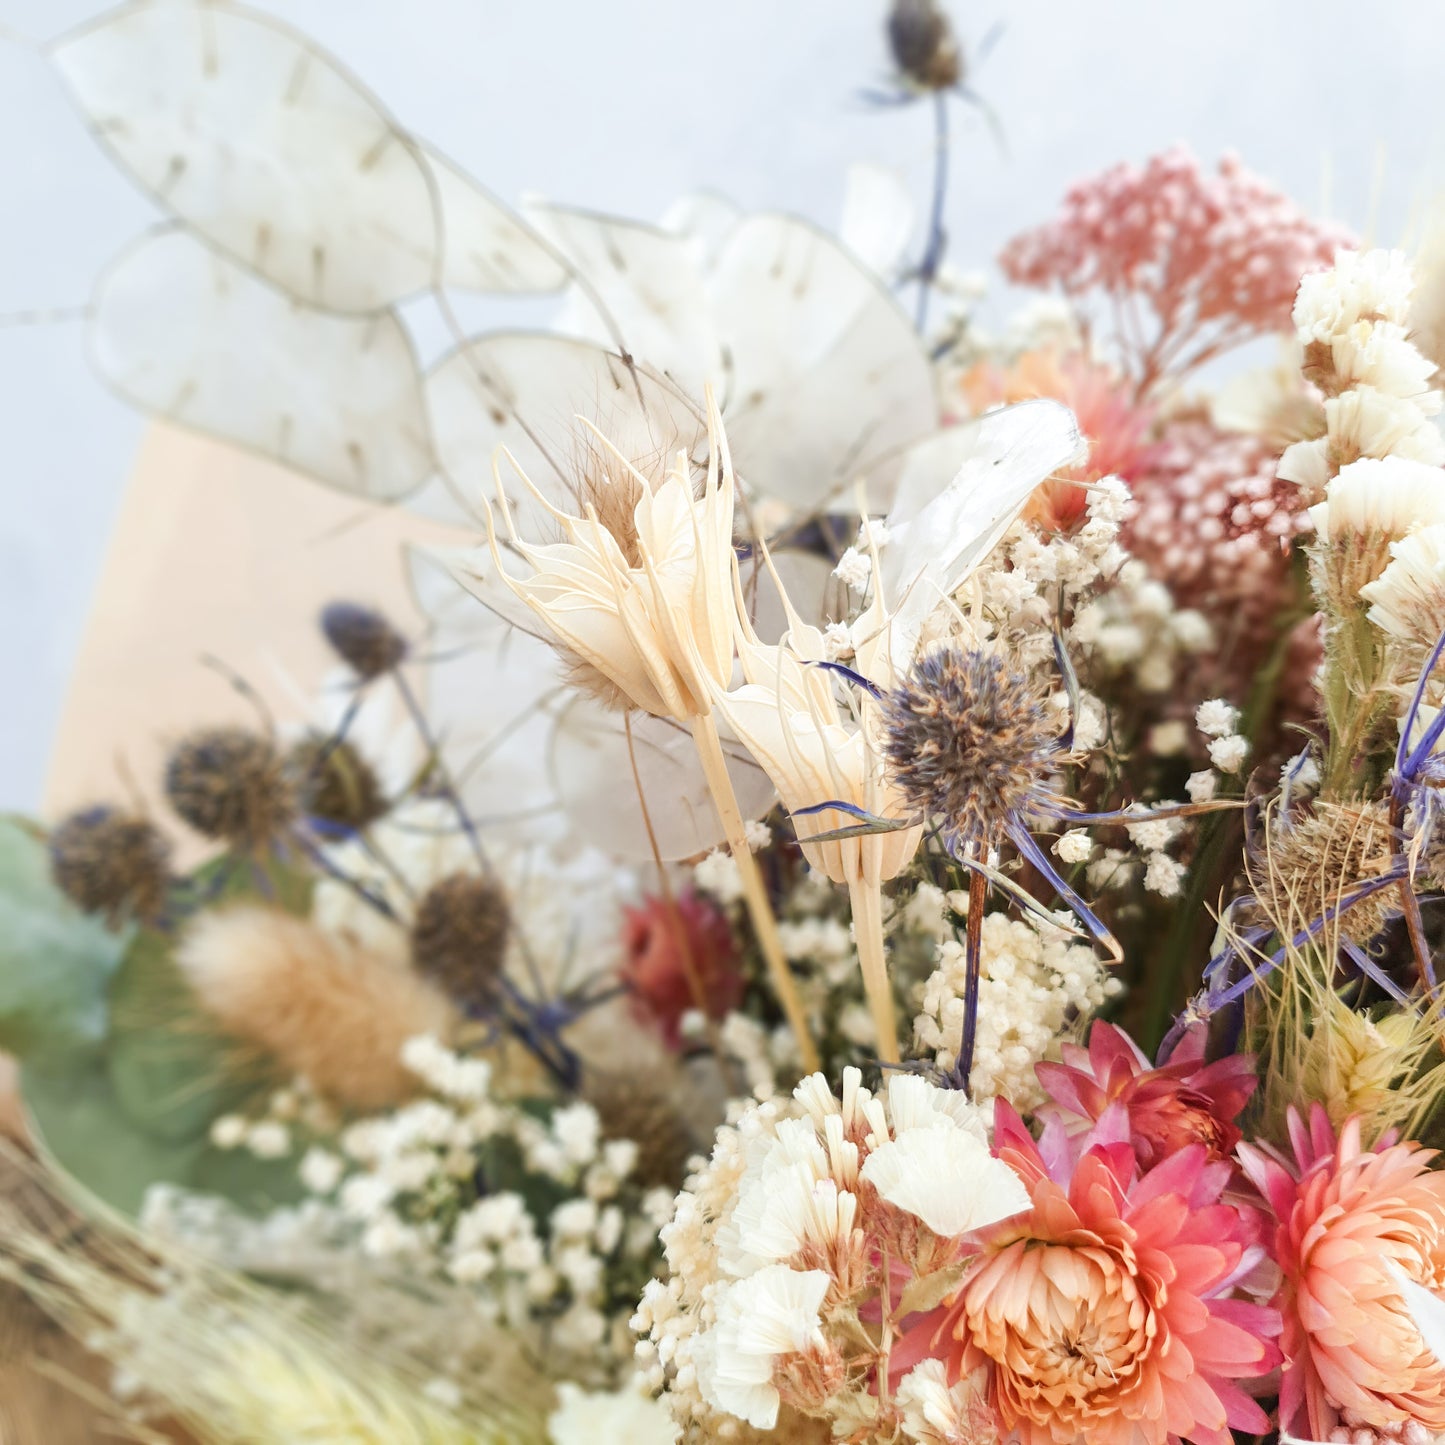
[319,601,407,681]
[887,0,962,92]
[164,727,296,848]
[409,873,512,1014]
[49,805,173,926]
[285,735,388,832]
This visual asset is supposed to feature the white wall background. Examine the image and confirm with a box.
[3,0,1444,810]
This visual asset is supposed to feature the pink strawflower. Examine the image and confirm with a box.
[908,1102,1279,1445]
[619,890,741,1049]
[1001,147,1353,395]
[1035,1020,1257,1169]
[1239,1106,1445,1439]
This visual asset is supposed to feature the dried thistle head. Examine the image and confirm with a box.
[319,601,407,681]
[1246,798,1397,947]
[285,735,388,832]
[410,874,512,1015]
[164,728,295,849]
[48,806,172,926]
[582,1066,698,1190]
[887,0,962,91]
[879,646,1063,851]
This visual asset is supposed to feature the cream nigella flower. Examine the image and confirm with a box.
[453,393,819,1070]
[716,575,924,1061]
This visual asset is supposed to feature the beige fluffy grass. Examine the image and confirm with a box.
[177,906,457,1111]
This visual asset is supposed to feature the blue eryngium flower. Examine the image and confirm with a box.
[804,641,1211,1092]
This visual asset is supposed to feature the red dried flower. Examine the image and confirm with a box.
[619,890,741,1049]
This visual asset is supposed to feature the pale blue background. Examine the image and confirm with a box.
[3,0,1444,808]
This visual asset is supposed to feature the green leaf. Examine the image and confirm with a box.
[0,816,129,1062]
[22,1055,205,1215]
[107,927,252,1143]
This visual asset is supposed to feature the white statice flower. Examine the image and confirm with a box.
[743,818,772,851]
[1310,456,1445,542]
[1125,809,1184,854]
[859,1118,1027,1237]
[1143,852,1187,898]
[1187,770,1218,803]
[821,620,854,661]
[693,848,743,904]
[552,1103,602,1167]
[1195,698,1241,738]
[896,1359,992,1445]
[548,1384,680,1445]
[914,912,1119,1109]
[1209,734,1251,774]
[1361,522,1445,649]
[833,546,872,590]
[1054,829,1094,864]
[1293,248,1416,342]
[696,1265,831,1430]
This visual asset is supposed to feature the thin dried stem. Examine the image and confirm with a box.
[848,877,898,1064]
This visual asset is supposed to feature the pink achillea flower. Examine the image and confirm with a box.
[1238,1106,1445,1439]
[619,890,741,1049]
[1034,1021,1257,1169]
[908,1103,1279,1445]
[1001,147,1353,395]
[958,349,1160,530]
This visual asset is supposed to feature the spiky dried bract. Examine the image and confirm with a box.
[48,805,172,925]
[879,646,1062,850]
[887,0,961,91]
[286,734,389,831]
[410,874,512,1014]
[320,600,408,680]
[0,1162,545,1445]
[165,727,295,848]
[177,906,456,1110]
[1247,799,1397,947]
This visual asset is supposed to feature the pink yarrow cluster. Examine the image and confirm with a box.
[1001,147,1354,394]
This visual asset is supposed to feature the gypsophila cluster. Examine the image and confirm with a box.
[912,900,1121,1108]
[207,1035,665,1382]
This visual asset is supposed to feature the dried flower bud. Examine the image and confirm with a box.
[410,873,512,1014]
[887,0,961,92]
[285,735,388,832]
[49,806,172,925]
[319,601,407,680]
[164,727,295,848]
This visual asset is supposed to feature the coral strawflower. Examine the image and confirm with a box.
[1238,1105,1445,1439]
[911,1102,1279,1445]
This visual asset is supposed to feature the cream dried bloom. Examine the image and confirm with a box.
[1294,248,1416,342]
[1361,523,1445,651]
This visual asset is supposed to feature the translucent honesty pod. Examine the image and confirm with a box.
[706,213,940,511]
[406,546,571,847]
[880,398,1086,656]
[90,227,435,500]
[420,332,706,535]
[837,163,916,280]
[525,201,725,394]
[53,0,565,311]
[550,697,776,863]
[659,189,746,270]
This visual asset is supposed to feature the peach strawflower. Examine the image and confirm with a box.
[1034,1021,1257,1169]
[958,348,1159,531]
[1238,1105,1445,1439]
[911,1101,1278,1445]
